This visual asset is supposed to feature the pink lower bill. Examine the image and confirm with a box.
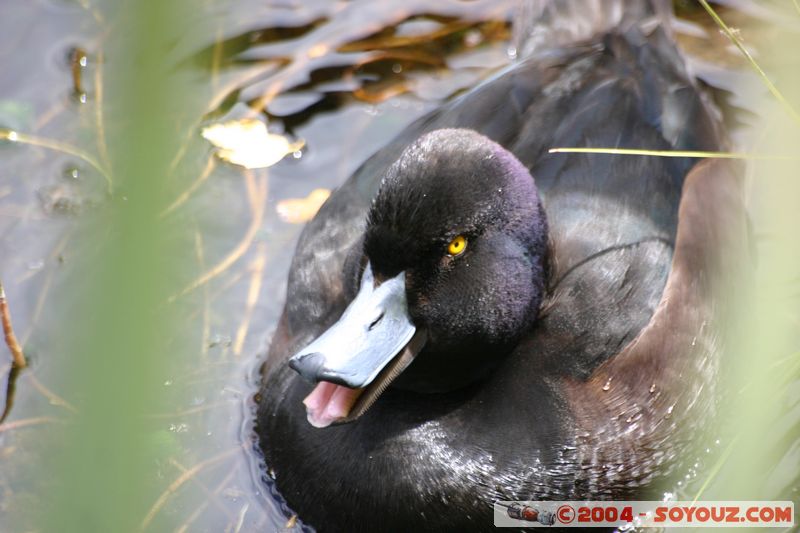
[303,381,365,428]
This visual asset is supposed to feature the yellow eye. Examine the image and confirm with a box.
[447,235,467,256]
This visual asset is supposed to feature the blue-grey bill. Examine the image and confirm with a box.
[289,263,418,389]
[289,263,427,426]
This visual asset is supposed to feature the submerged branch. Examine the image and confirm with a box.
[0,281,26,369]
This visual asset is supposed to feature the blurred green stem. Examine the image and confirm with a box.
[41,0,197,531]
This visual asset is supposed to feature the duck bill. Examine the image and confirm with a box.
[289,263,427,428]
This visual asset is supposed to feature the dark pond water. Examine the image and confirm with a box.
[0,0,796,531]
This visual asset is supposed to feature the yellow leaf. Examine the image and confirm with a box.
[201,118,304,169]
[276,189,331,224]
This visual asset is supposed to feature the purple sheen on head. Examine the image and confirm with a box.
[362,128,549,392]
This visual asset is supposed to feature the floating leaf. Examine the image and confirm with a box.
[276,188,331,224]
[201,118,304,169]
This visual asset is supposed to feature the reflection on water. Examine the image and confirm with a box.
[0,0,794,531]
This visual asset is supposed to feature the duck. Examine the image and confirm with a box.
[256,0,748,530]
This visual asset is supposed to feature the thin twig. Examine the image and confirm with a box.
[0,282,26,369]
[174,469,237,533]
[144,400,232,420]
[168,123,202,175]
[194,229,212,358]
[0,416,62,434]
[176,504,211,533]
[0,129,113,193]
[21,229,72,346]
[169,458,237,521]
[185,266,249,323]
[94,49,112,174]
[0,205,47,221]
[140,446,240,530]
[179,359,238,381]
[228,503,249,533]
[161,155,216,217]
[698,0,800,124]
[167,25,223,177]
[168,170,267,302]
[211,26,224,94]
[169,63,272,173]
[28,374,78,413]
[33,99,68,131]
[74,0,105,25]
[548,147,798,160]
[206,64,275,117]
[232,246,266,357]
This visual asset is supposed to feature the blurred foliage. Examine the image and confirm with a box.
[31,0,201,531]
[704,10,800,511]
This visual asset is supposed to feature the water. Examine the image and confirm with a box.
[0,1,795,531]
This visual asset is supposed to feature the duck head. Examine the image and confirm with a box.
[289,128,549,427]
